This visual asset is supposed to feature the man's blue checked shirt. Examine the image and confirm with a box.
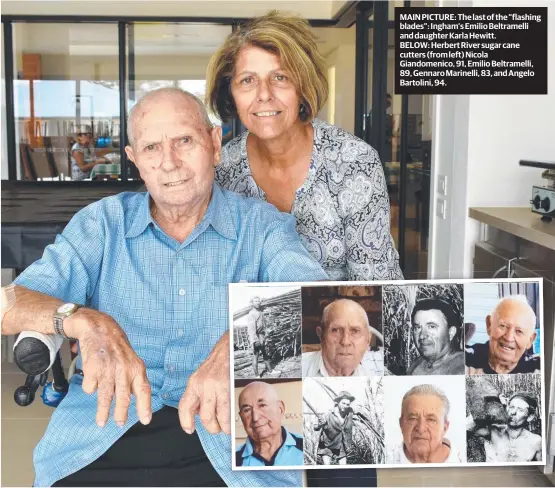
[14,183,327,487]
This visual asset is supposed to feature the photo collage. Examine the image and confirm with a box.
[230,279,545,470]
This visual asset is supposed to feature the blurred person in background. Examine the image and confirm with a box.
[70,125,107,180]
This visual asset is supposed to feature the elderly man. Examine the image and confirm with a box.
[467,392,542,462]
[236,381,303,467]
[408,298,465,375]
[314,391,355,465]
[302,299,383,377]
[466,295,539,375]
[247,297,280,378]
[388,384,462,464]
[1,88,327,487]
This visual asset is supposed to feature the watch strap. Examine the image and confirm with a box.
[54,305,81,339]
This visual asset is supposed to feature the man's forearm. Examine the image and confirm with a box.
[1,285,89,339]
[1,286,65,336]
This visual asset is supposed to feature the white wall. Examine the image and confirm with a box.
[429,0,555,279]
[1,24,8,180]
[324,42,356,134]
[2,0,336,19]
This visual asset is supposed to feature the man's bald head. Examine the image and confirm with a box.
[238,381,284,443]
[127,88,213,147]
[322,299,370,331]
[492,295,536,330]
[486,295,537,372]
[317,299,372,377]
[238,381,280,407]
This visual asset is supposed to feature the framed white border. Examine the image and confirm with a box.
[229,277,546,471]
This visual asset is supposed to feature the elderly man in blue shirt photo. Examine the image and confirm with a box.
[1,87,327,487]
[236,381,303,467]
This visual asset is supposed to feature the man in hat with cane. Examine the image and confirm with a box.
[314,391,355,465]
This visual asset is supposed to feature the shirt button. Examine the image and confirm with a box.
[179,289,185,296]
[169,365,175,373]
[177,329,184,337]
[162,393,169,400]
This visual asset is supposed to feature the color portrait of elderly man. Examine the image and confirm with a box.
[303,299,384,377]
[388,384,462,464]
[236,382,303,467]
[466,295,539,375]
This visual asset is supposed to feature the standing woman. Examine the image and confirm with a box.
[207,11,401,283]
[206,11,402,486]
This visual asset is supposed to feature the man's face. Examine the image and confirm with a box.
[125,94,222,212]
[239,383,284,442]
[412,309,453,362]
[252,297,262,310]
[337,398,352,415]
[487,300,536,367]
[317,302,371,376]
[400,394,448,460]
[507,397,532,428]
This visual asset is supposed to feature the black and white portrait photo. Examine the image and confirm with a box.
[302,376,385,466]
[383,284,465,376]
[231,286,302,379]
[465,282,541,375]
[466,374,543,463]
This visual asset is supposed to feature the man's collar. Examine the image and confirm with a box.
[125,191,154,238]
[203,183,237,240]
[243,427,291,459]
[125,183,237,240]
[317,350,365,377]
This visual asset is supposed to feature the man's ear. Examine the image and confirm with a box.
[125,145,136,166]
[316,326,323,340]
[448,326,457,342]
[211,126,223,166]
[444,419,450,435]
[279,400,285,415]
[486,315,492,335]
[527,331,537,350]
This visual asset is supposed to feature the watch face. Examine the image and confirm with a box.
[57,303,76,314]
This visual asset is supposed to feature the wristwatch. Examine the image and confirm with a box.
[53,303,81,339]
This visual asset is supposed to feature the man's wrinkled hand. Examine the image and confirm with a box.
[178,332,231,436]
[66,308,152,428]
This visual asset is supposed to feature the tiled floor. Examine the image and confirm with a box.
[1,342,71,487]
[378,466,554,487]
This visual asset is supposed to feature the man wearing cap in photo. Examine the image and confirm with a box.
[408,298,465,375]
[466,295,540,375]
[314,391,355,465]
[70,125,108,181]
[246,296,281,378]
[467,391,542,462]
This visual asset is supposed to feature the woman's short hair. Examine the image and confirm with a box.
[205,10,328,123]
